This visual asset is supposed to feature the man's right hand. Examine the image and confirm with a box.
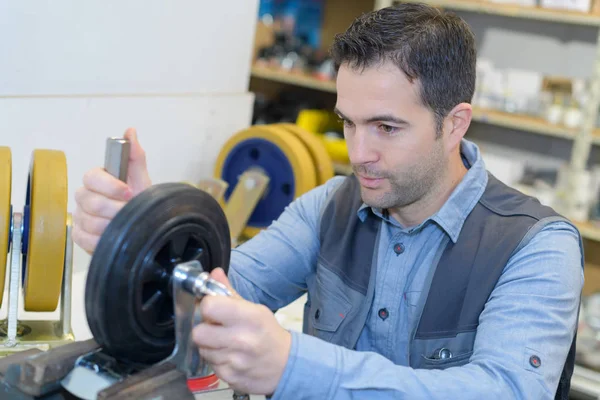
[72,128,153,254]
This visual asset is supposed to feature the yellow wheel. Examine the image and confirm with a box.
[0,147,11,307]
[276,123,334,186]
[22,150,68,312]
[320,135,349,164]
[215,125,317,238]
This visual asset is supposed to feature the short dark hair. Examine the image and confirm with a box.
[330,2,477,135]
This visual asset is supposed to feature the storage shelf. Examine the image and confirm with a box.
[387,0,600,26]
[250,65,336,93]
[471,107,600,143]
[575,220,600,242]
[251,65,600,143]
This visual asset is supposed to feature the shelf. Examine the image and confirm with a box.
[250,66,336,93]
[250,65,600,143]
[575,220,600,242]
[471,107,600,143]
[386,0,600,27]
[572,364,600,399]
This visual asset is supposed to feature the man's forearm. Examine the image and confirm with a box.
[271,332,551,400]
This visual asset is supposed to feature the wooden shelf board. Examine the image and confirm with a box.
[389,0,600,26]
[470,107,600,142]
[250,66,336,93]
[575,220,600,242]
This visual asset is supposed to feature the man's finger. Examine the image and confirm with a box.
[82,168,132,201]
[199,296,255,327]
[192,323,230,350]
[73,207,111,236]
[76,189,127,219]
[123,128,152,195]
[198,347,231,367]
[72,224,99,255]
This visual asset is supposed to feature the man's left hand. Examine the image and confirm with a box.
[193,268,291,395]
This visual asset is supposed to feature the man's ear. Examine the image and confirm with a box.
[442,103,472,150]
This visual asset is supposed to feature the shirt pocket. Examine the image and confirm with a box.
[412,330,476,370]
[420,350,474,369]
[309,281,352,342]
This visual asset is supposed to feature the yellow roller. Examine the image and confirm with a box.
[320,135,350,164]
[215,125,317,239]
[276,123,334,186]
[23,150,68,312]
[0,147,11,307]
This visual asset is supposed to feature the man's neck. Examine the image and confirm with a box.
[388,156,468,229]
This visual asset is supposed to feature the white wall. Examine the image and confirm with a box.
[0,1,259,339]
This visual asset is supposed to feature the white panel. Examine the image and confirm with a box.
[0,0,259,95]
[0,94,254,274]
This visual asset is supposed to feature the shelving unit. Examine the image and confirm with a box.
[374,0,600,26]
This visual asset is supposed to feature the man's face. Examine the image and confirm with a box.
[335,61,448,210]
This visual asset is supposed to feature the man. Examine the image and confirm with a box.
[73,3,584,399]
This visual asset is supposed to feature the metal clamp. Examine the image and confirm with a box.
[165,261,249,398]
[193,272,233,297]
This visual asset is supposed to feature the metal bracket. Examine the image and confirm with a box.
[197,178,229,209]
[223,170,270,243]
[0,212,75,354]
[163,261,249,399]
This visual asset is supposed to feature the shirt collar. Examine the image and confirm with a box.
[357,138,488,243]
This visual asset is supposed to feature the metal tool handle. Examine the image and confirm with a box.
[104,137,130,182]
[193,272,234,297]
[170,263,249,398]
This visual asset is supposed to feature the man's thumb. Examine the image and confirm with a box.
[123,128,152,195]
[209,267,240,299]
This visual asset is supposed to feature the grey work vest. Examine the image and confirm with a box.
[306,172,581,399]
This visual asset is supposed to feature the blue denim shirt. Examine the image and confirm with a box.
[228,139,584,400]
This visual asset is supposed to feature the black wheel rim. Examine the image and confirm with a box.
[135,224,211,337]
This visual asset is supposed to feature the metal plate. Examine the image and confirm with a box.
[276,123,334,186]
[0,147,10,308]
[85,183,231,365]
[22,150,68,312]
[214,125,317,238]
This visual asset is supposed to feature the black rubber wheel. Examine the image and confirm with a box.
[85,182,231,365]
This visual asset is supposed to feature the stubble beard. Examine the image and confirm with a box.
[357,141,447,210]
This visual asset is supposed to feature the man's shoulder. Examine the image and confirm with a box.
[507,219,584,284]
[295,175,348,212]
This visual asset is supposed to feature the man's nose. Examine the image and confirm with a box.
[348,129,378,165]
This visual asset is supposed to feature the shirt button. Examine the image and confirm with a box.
[378,308,389,320]
[393,243,404,255]
[529,355,541,368]
[315,309,320,320]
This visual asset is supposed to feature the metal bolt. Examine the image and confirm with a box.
[244,179,256,190]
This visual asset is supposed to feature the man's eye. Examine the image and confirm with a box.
[379,124,397,134]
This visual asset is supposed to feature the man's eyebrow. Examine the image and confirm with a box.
[365,114,409,125]
[334,107,409,125]
[334,107,350,121]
